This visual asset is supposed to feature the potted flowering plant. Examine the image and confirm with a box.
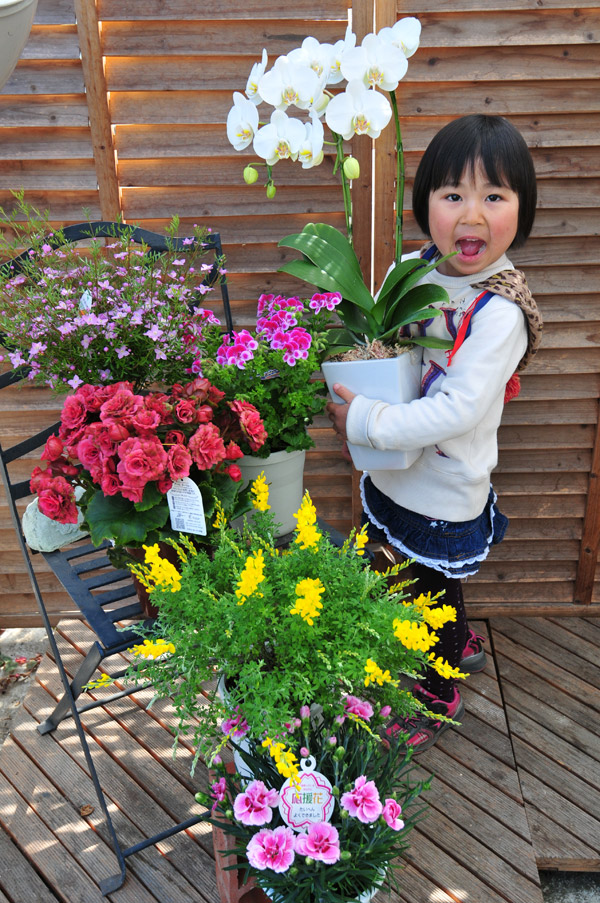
[194,291,341,458]
[226,18,453,360]
[0,193,224,392]
[29,378,267,550]
[114,480,464,900]
[189,290,344,534]
[200,708,430,903]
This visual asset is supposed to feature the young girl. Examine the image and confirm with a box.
[326,114,543,752]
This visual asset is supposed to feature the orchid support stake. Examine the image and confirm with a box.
[389,90,404,266]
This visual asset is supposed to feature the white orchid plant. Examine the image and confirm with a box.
[226,18,452,355]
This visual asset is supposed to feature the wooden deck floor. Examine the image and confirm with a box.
[0,617,598,903]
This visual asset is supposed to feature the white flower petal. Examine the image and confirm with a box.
[226,92,260,150]
[246,49,268,104]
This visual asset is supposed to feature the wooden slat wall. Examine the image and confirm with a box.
[381,0,600,614]
[0,0,598,623]
[0,0,353,626]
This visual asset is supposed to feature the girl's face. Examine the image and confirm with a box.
[428,160,520,277]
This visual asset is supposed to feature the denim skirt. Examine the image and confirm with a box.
[360,473,508,579]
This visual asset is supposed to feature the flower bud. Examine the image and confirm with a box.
[289,867,299,877]
[333,745,346,761]
[194,791,210,806]
[299,706,310,721]
[225,808,234,820]
[300,746,310,758]
[343,156,360,180]
[380,705,392,719]
[340,808,349,820]
[305,857,315,867]
[340,850,352,861]
[328,736,337,747]
[332,785,340,798]
[243,165,258,185]
[266,182,277,199]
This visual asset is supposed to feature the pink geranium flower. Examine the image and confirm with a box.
[344,695,374,720]
[382,798,404,831]
[340,776,382,824]
[246,826,295,872]
[294,822,340,864]
[233,780,279,826]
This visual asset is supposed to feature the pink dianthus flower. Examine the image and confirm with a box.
[340,775,382,824]
[246,826,295,873]
[294,822,340,864]
[234,780,279,827]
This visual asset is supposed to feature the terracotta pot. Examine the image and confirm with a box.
[126,542,181,619]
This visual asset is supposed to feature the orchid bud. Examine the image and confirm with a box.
[243,165,258,185]
[266,182,276,199]
[343,156,360,180]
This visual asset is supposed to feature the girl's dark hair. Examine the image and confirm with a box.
[412,114,537,248]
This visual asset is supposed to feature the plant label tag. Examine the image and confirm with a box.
[167,477,206,536]
[79,289,93,310]
[278,757,335,832]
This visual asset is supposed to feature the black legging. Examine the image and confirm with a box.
[408,562,469,701]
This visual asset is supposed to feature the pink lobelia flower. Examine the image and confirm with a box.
[234,780,279,827]
[294,822,341,864]
[246,826,295,872]
[344,695,374,721]
[382,798,404,832]
[340,776,382,824]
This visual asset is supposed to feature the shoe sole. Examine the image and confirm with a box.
[460,649,487,673]
[410,698,466,754]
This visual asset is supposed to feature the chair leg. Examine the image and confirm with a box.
[38,642,103,735]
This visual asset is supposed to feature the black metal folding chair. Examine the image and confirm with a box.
[0,220,232,892]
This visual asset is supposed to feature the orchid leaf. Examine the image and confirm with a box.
[297,223,364,279]
[278,233,374,311]
[278,258,348,297]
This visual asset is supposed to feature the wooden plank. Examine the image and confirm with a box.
[397,79,600,116]
[101,20,351,56]
[34,0,77,26]
[0,97,89,128]
[74,0,120,221]
[0,824,59,903]
[98,0,350,18]
[20,25,81,61]
[404,0,599,9]
[491,617,600,868]
[0,127,92,160]
[574,399,600,605]
[3,61,86,96]
[0,160,97,190]
[398,10,600,47]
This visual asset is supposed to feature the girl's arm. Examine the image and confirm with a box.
[345,297,527,452]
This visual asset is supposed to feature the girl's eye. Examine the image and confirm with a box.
[445,193,461,202]
[487,193,503,202]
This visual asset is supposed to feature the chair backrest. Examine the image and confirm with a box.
[0,220,233,334]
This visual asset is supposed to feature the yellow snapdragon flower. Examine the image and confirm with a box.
[364,657,396,687]
[293,493,321,550]
[393,618,438,653]
[251,473,270,512]
[235,548,265,604]
[262,736,300,784]
[428,654,468,680]
[129,638,176,660]
[290,577,325,625]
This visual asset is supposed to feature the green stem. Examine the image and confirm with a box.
[389,91,404,266]
[335,132,353,247]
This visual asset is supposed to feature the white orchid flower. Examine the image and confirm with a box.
[253,109,306,165]
[298,113,324,169]
[378,17,421,58]
[341,32,408,92]
[258,55,321,111]
[325,79,392,141]
[246,49,268,104]
[288,36,333,82]
[328,24,357,85]
[226,92,260,150]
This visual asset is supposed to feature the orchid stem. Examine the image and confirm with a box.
[389,91,404,266]
[336,133,353,247]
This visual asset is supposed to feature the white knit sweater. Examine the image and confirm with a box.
[345,252,528,521]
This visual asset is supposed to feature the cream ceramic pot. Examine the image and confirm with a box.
[0,0,38,91]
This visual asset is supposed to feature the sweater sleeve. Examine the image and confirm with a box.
[345,296,527,452]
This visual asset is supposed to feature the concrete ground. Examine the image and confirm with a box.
[1,628,599,901]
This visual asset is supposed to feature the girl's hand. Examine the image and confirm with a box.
[326,383,356,444]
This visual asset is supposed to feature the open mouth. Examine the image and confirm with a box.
[455,238,486,259]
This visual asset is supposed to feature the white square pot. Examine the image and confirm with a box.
[322,351,423,471]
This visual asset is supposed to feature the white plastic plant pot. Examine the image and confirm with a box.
[322,350,423,471]
[0,0,38,92]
